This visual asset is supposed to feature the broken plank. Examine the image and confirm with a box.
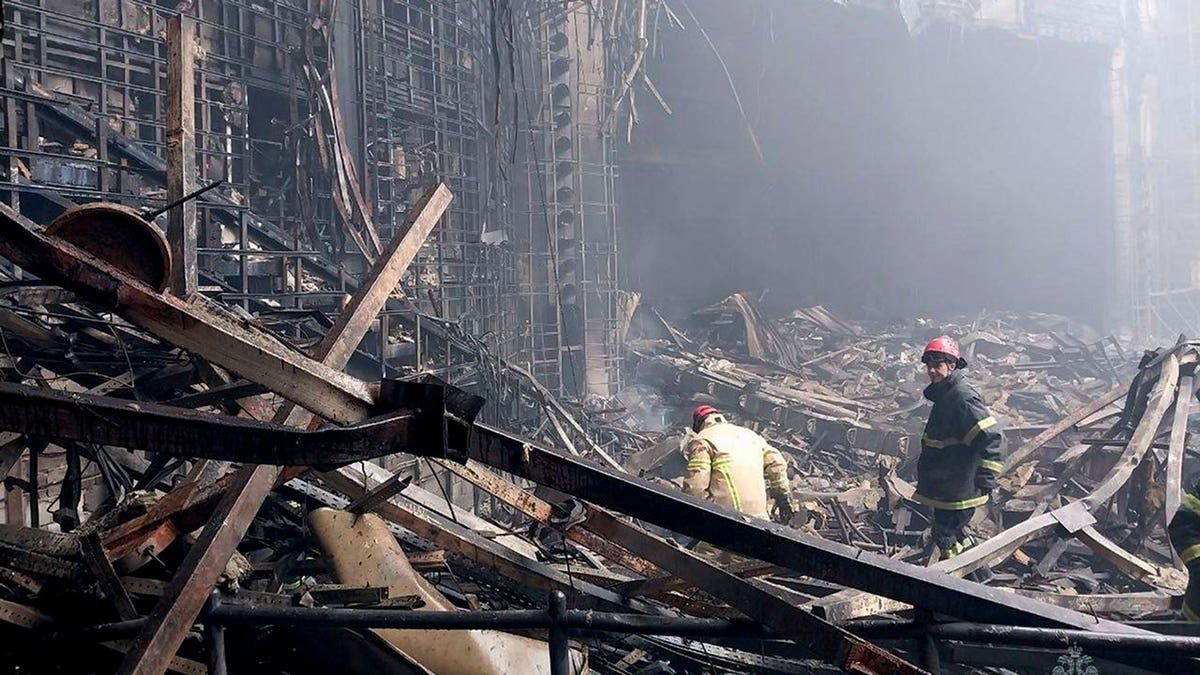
[1076,526,1164,587]
[433,458,660,578]
[314,468,654,614]
[346,470,412,515]
[81,532,138,621]
[1012,590,1172,615]
[616,558,782,598]
[116,188,450,675]
[1084,352,1185,510]
[0,203,374,424]
[1165,373,1196,524]
[466,423,1140,634]
[1002,378,1132,474]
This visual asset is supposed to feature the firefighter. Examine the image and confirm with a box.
[916,336,1004,559]
[683,405,793,522]
[1168,479,1200,620]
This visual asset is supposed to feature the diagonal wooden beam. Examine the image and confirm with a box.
[1001,378,1131,475]
[1165,373,1196,525]
[0,203,373,424]
[433,459,661,578]
[115,184,450,675]
[81,532,139,621]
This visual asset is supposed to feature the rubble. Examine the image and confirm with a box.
[0,221,1197,674]
[1,0,1198,673]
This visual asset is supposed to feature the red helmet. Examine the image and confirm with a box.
[922,336,968,369]
[692,405,720,431]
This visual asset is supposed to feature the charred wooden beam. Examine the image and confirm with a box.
[81,533,138,621]
[432,458,661,578]
[1001,377,1131,474]
[1165,372,1196,524]
[115,185,450,675]
[465,423,1144,634]
[0,381,432,466]
[312,469,655,614]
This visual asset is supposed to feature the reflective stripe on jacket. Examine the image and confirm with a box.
[916,369,1004,510]
[1169,481,1200,621]
[683,420,789,518]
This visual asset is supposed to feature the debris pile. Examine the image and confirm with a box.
[0,200,1196,675]
[622,294,1195,617]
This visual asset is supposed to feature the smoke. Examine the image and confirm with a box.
[619,1,1114,326]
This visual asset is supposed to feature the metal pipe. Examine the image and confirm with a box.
[929,622,1200,654]
[53,605,771,640]
[915,610,940,675]
[205,594,227,675]
[142,179,225,219]
[548,591,569,675]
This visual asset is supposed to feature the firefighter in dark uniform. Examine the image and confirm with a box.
[916,336,1004,560]
[1168,480,1200,620]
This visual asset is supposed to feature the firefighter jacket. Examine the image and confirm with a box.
[1168,480,1200,620]
[683,418,790,519]
[915,369,1004,511]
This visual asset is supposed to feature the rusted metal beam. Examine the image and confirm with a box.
[0,381,426,466]
[165,15,197,297]
[432,459,661,578]
[0,203,373,424]
[118,464,275,675]
[465,423,1143,634]
[313,469,655,614]
[114,187,451,675]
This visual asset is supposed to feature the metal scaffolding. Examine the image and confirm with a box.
[0,0,525,385]
[512,0,622,399]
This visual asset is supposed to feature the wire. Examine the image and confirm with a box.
[425,457,460,525]
[106,321,142,401]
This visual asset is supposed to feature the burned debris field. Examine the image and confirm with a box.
[0,1,1198,675]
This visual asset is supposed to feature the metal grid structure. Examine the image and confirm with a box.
[0,0,526,380]
[360,0,515,350]
[1135,0,1200,340]
[512,1,621,399]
